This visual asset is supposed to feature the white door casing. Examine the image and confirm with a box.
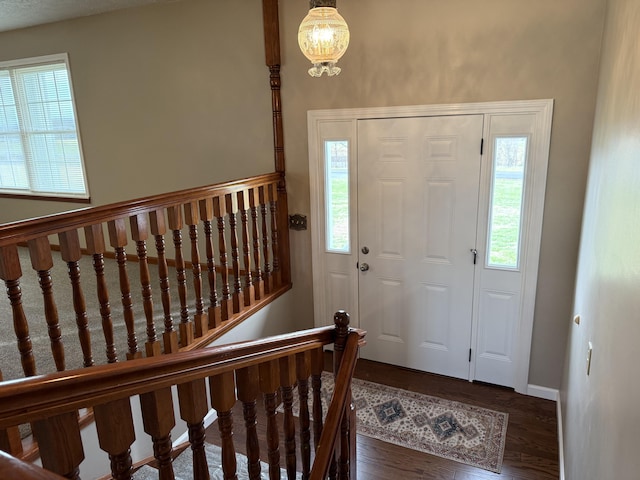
[308,100,553,394]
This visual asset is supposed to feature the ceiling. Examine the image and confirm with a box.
[0,0,178,33]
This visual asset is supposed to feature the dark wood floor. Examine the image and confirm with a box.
[204,355,559,480]
[348,357,558,480]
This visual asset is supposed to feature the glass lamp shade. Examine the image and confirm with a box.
[298,7,350,77]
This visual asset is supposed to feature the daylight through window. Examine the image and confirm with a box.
[325,140,350,253]
[0,54,88,199]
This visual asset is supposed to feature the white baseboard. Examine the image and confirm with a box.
[172,408,218,447]
[557,397,565,480]
[526,384,559,401]
[526,384,564,479]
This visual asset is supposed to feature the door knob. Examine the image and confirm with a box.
[360,262,370,272]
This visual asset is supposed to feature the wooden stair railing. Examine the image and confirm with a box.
[0,173,290,381]
[0,312,366,480]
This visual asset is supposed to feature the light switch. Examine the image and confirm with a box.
[587,341,593,375]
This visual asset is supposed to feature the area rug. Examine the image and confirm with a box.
[296,372,508,473]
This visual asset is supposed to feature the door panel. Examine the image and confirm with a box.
[357,115,483,379]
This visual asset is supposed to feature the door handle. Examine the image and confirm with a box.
[360,262,370,272]
[470,248,478,265]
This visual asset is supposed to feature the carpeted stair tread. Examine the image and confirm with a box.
[132,443,302,479]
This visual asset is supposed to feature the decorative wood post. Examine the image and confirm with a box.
[94,398,136,480]
[0,244,36,376]
[333,311,353,480]
[85,224,118,363]
[59,229,93,368]
[262,0,291,287]
[28,236,65,371]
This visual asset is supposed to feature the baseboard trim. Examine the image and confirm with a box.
[172,408,218,447]
[526,384,559,401]
[557,397,565,480]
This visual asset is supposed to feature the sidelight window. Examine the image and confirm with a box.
[487,136,528,269]
[325,139,349,253]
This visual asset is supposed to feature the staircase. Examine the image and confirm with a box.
[0,312,365,479]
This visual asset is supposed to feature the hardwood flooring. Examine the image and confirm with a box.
[348,357,559,480]
[204,354,559,480]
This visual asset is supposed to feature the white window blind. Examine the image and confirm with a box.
[0,54,88,199]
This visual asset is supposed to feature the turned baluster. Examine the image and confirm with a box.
[0,245,36,376]
[184,201,208,338]
[32,411,84,480]
[131,214,160,358]
[177,379,210,480]
[259,186,272,295]
[236,366,262,480]
[140,388,175,480]
[237,190,255,308]
[296,351,312,480]
[210,371,238,480]
[199,198,221,329]
[310,347,325,451]
[213,196,231,321]
[94,398,136,480]
[333,311,354,480]
[108,219,140,360]
[59,230,93,368]
[268,183,281,289]
[280,355,297,480]
[149,210,179,354]
[28,237,65,371]
[168,205,193,347]
[226,193,242,315]
[0,370,22,457]
[249,187,264,300]
[259,360,281,480]
[85,224,118,363]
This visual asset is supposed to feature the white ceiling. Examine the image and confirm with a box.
[0,0,178,33]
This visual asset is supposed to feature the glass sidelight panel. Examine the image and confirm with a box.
[325,140,350,253]
[487,136,528,269]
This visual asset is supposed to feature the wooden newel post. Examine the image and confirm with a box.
[262,0,291,288]
[333,311,355,480]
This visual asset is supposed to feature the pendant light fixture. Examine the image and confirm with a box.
[297,0,350,77]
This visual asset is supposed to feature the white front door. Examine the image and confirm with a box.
[357,115,483,379]
[308,101,553,393]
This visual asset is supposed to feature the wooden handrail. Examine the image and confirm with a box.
[0,172,291,389]
[0,451,64,479]
[0,173,281,247]
[0,317,366,479]
[310,332,360,480]
[0,326,366,428]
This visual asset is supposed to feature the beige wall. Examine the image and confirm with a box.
[279,0,605,388]
[561,0,640,477]
[0,0,274,221]
[0,0,607,388]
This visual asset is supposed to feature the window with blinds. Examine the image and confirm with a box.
[0,54,89,199]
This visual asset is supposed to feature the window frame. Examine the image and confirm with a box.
[0,53,90,201]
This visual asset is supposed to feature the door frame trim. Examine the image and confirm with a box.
[308,99,554,394]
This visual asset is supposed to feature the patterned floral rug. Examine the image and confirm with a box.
[304,372,508,473]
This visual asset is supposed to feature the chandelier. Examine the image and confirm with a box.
[297,0,350,77]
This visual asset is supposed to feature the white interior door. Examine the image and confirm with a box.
[357,115,483,379]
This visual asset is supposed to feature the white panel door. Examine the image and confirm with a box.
[357,115,483,379]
